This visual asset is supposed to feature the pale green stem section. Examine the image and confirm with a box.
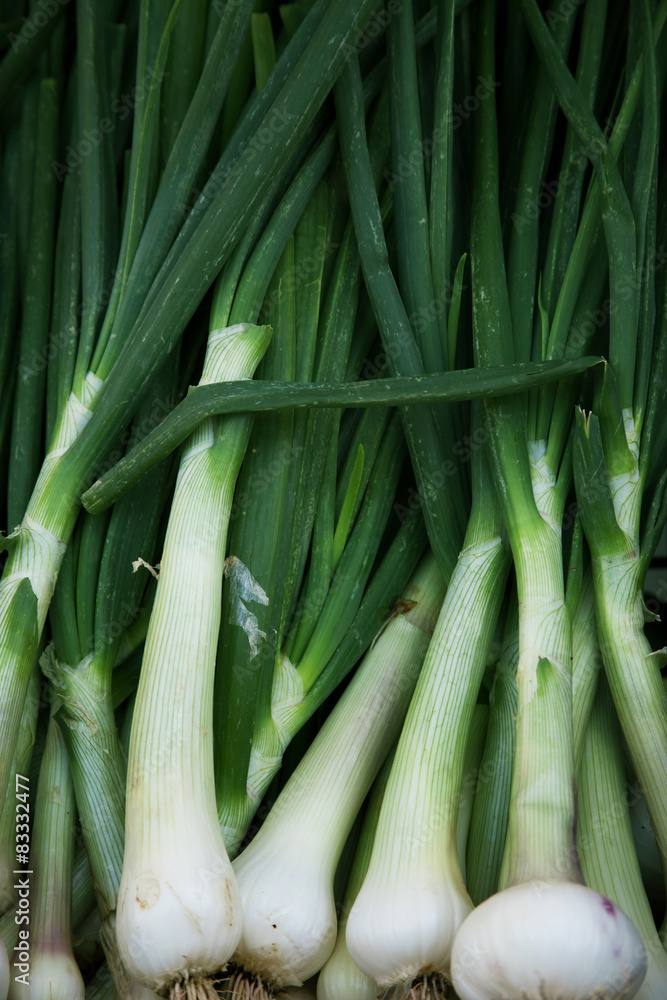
[467,609,518,905]
[577,678,667,995]
[571,566,601,771]
[502,520,577,887]
[0,907,17,955]
[9,717,84,1000]
[46,653,130,996]
[0,667,39,914]
[378,532,505,882]
[0,373,104,809]
[126,415,243,826]
[218,649,308,854]
[47,656,125,917]
[593,549,667,884]
[456,704,489,882]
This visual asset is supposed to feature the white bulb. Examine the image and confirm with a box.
[346,867,471,987]
[233,842,337,988]
[451,881,647,1000]
[117,833,242,992]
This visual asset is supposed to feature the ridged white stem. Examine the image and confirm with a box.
[232,554,445,990]
[116,324,270,996]
[500,527,575,887]
[346,520,508,988]
[571,567,600,769]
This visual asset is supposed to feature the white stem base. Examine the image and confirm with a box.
[451,882,646,999]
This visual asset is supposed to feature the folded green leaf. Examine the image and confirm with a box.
[82,356,603,512]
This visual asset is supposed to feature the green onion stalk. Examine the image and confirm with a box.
[451,1,647,994]
[345,422,509,997]
[228,551,446,998]
[44,368,177,999]
[115,320,271,999]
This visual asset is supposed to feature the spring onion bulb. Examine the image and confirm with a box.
[8,717,84,1000]
[451,881,646,999]
[230,553,445,996]
[346,443,508,993]
[116,323,271,999]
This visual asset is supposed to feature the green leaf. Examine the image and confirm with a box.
[332,444,364,571]
[82,357,603,513]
